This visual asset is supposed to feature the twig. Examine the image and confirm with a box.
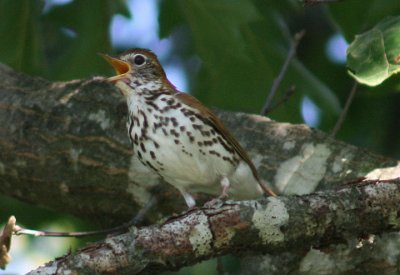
[14,196,158,238]
[303,0,343,5]
[262,85,296,114]
[217,257,225,275]
[261,30,305,116]
[330,81,358,138]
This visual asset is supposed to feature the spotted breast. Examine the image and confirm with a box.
[102,48,276,208]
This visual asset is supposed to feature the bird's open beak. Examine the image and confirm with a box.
[99,53,132,83]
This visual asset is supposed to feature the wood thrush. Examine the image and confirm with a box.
[102,48,276,208]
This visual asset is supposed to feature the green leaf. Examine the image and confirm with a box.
[347,16,400,86]
[0,0,45,75]
[329,0,400,41]
[178,0,261,64]
[165,0,340,124]
[159,0,185,38]
[43,0,130,80]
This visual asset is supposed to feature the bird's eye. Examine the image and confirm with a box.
[133,54,146,66]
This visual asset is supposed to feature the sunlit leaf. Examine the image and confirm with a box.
[347,16,400,86]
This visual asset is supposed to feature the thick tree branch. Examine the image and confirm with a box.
[1,63,400,273]
[0,63,397,227]
[28,179,400,274]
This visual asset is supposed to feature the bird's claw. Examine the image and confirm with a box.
[203,197,225,208]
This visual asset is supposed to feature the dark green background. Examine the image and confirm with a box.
[1,0,399,273]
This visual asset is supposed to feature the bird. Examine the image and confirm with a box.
[101,48,276,208]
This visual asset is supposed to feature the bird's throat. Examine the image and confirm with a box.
[115,79,133,97]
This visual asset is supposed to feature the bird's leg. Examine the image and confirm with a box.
[178,188,197,209]
[126,195,158,226]
[219,176,230,199]
[203,177,230,208]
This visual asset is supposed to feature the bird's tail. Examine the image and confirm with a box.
[258,179,277,197]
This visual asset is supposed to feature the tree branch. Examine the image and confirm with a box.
[330,81,358,138]
[1,62,400,273]
[27,179,400,274]
[0,63,396,227]
[261,30,305,115]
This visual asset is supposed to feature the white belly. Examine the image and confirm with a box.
[127,95,239,195]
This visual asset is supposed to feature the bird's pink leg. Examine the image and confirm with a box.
[178,188,197,209]
[219,177,230,199]
[203,177,230,208]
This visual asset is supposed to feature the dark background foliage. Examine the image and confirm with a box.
[1,0,399,273]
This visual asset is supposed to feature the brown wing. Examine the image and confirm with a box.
[175,93,259,177]
[175,93,276,196]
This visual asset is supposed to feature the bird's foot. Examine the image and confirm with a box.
[203,197,226,208]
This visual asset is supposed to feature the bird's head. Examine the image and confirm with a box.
[101,48,173,95]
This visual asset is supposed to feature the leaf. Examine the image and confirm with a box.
[329,0,400,41]
[0,0,45,76]
[347,16,400,86]
[172,0,339,123]
[178,0,261,64]
[0,216,15,270]
[159,0,185,38]
[43,0,130,80]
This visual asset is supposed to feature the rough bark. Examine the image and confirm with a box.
[27,179,400,274]
[1,63,397,224]
[1,63,400,274]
